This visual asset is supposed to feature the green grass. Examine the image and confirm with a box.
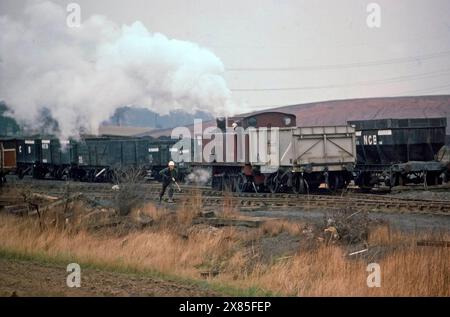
[0,247,276,297]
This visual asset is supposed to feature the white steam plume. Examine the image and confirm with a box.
[186,168,211,186]
[0,0,234,139]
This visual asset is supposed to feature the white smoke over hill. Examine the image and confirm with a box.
[0,0,233,139]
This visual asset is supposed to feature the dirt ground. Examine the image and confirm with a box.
[391,188,450,201]
[0,258,221,297]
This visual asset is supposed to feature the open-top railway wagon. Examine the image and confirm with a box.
[13,136,187,182]
[21,138,74,180]
[14,137,77,180]
[349,117,447,188]
[70,136,184,182]
[250,125,356,193]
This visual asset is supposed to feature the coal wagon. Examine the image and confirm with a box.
[16,138,40,179]
[249,125,356,193]
[70,136,186,182]
[349,117,447,187]
[32,138,74,179]
[8,133,188,182]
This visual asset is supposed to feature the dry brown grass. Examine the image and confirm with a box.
[242,241,449,296]
[260,219,304,237]
[218,192,241,219]
[0,196,448,296]
[0,213,237,278]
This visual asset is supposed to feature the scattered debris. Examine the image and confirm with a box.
[348,249,369,256]
[3,204,29,215]
[200,270,220,279]
[39,193,83,213]
[324,226,339,241]
[30,193,59,201]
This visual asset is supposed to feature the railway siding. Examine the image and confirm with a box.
[2,180,450,216]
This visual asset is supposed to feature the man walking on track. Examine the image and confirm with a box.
[159,160,178,203]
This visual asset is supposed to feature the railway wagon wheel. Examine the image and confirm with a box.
[326,174,334,191]
[87,170,96,182]
[357,172,373,189]
[292,174,309,194]
[296,178,309,194]
[55,167,67,181]
[327,174,342,191]
[235,174,258,193]
[268,170,291,193]
[393,173,406,187]
[425,171,441,186]
[221,175,234,193]
[211,175,226,191]
[233,174,246,193]
[17,168,25,180]
[267,174,280,193]
[32,166,45,179]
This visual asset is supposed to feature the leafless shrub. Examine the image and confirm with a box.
[112,167,147,216]
[322,208,382,245]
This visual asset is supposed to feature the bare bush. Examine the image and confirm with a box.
[112,167,146,216]
[321,208,383,245]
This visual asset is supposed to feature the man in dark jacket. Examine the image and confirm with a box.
[159,160,178,203]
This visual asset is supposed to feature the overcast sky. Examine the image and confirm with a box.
[1,0,450,112]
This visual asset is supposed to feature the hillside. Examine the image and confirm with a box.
[270,95,450,133]
[147,95,450,137]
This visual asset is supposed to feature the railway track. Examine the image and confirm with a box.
[193,194,450,214]
[10,181,449,203]
[2,180,450,215]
